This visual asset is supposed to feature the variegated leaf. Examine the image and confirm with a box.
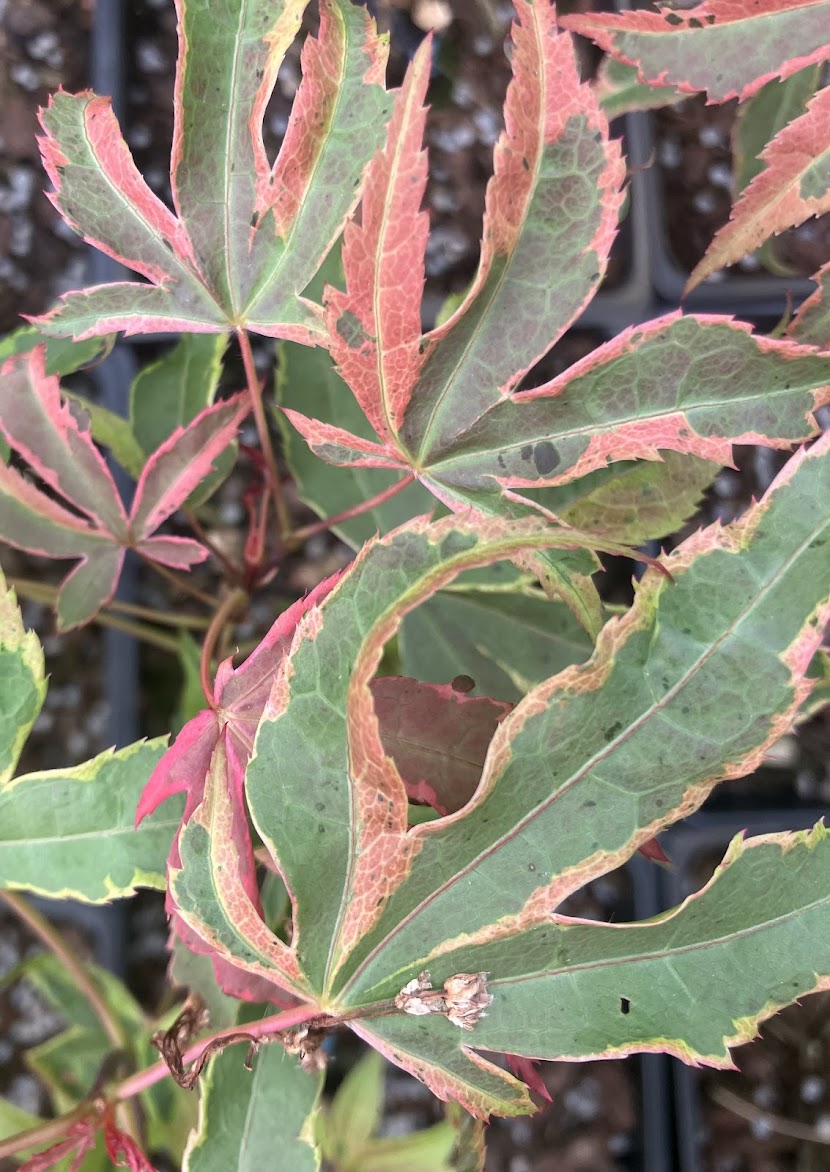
[688,86,830,291]
[561,0,830,105]
[32,0,391,342]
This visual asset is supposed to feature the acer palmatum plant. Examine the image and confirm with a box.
[0,0,829,1168]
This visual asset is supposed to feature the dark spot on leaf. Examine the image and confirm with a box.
[521,157,529,170]
[315,801,325,811]
[521,445,533,461]
[376,794,385,803]
[251,211,260,228]
[582,800,596,809]
[336,310,370,349]
[533,442,559,476]
[620,997,631,1015]
[256,68,264,80]
[452,675,475,694]
[604,721,622,741]
[497,453,506,469]
[689,17,702,27]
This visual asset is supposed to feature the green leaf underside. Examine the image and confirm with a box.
[0,739,182,901]
[183,1010,322,1172]
[34,0,391,341]
[0,570,46,785]
[561,1,830,105]
[400,588,593,703]
[131,334,228,456]
[64,391,147,479]
[359,825,830,1079]
[535,451,719,547]
[239,436,829,1113]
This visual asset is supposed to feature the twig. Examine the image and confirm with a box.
[0,892,144,1144]
[182,507,246,583]
[0,891,130,1049]
[0,1103,91,1163]
[143,557,217,608]
[115,1002,322,1101]
[709,1084,830,1145]
[9,577,208,630]
[287,474,416,548]
[199,587,248,704]
[236,328,291,539]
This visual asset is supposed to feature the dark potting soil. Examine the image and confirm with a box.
[655,94,830,282]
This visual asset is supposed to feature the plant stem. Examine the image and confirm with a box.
[0,891,130,1049]
[93,611,182,654]
[709,1084,830,1144]
[144,558,217,608]
[287,474,416,548]
[9,577,208,636]
[115,1002,321,1101]
[182,506,245,583]
[0,1103,91,1162]
[0,893,145,1144]
[199,586,248,704]
[236,327,291,539]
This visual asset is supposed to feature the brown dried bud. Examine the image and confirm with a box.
[282,1024,328,1073]
[442,972,493,1031]
[395,970,445,1016]
[395,970,492,1030]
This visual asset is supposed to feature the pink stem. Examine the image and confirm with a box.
[289,474,416,546]
[114,1002,321,1102]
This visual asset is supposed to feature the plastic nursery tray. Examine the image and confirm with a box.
[640,114,819,323]
[658,808,828,1172]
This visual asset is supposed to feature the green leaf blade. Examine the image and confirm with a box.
[0,570,45,785]
[403,0,625,459]
[183,1020,322,1172]
[339,435,830,1005]
[0,739,181,901]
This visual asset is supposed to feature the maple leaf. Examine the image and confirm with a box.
[788,259,830,347]
[0,347,246,629]
[686,86,830,291]
[168,434,830,1117]
[282,0,830,632]
[32,0,391,342]
[561,0,830,105]
[138,575,550,1004]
